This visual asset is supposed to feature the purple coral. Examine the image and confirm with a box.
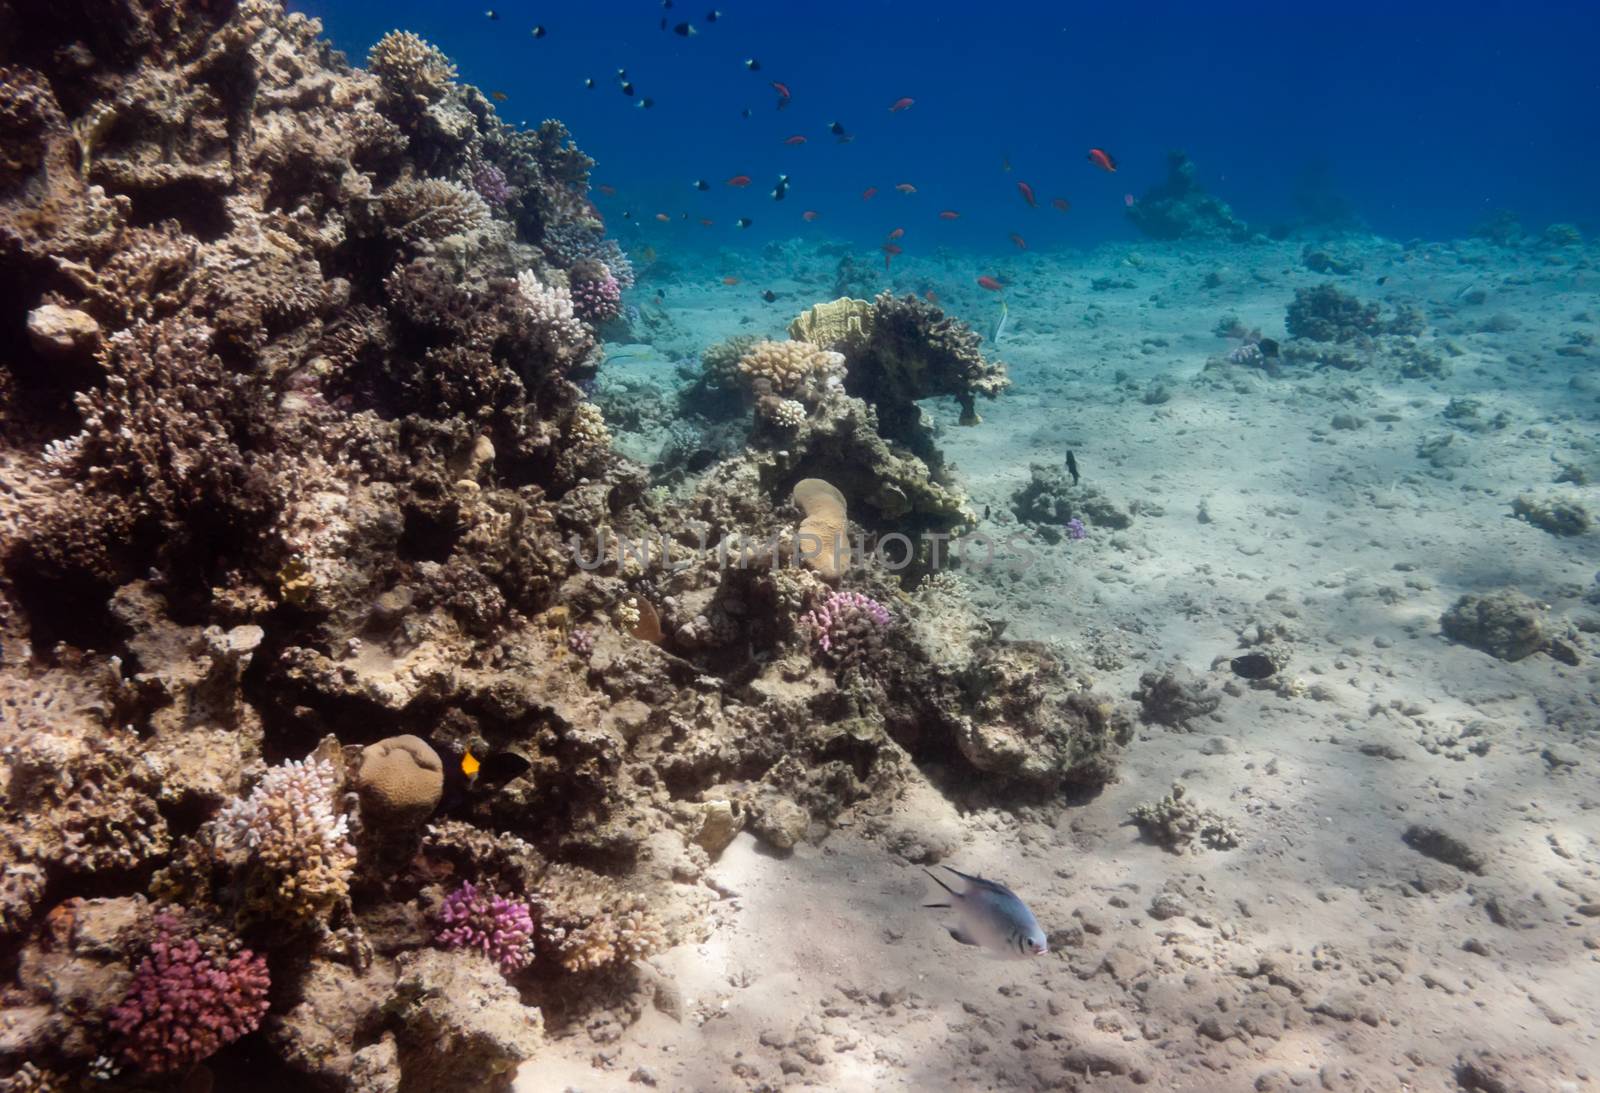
[567,627,594,656]
[802,591,892,666]
[108,914,270,1073]
[1066,517,1087,541]
[434,880,536,976]
[470,161,514,208]
[571,271,622,324]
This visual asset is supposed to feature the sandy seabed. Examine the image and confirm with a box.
[526,235,1600,1092]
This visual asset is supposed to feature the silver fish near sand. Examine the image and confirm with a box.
[923,865,1048,958]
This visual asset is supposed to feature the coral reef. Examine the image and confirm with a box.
[0,4,1127,1088]
[1126,152,1253,242]
[1011,462,1132,539]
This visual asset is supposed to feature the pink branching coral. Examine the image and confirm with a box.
[567,627,594,655]
[571,271,622,324]
[434,880,536,976]
[108,914,270,1073]
[802,591,893,667]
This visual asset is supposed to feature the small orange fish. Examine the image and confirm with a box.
[1087,147,1117,172]
[887,227,905,240]
[938,210,960,220]
[654,212,670,222]
[895,183,917,194]
[461,750,481,780]
[784,134,807,145]
[802,210,819,222]
[727,175,752,187]
[1017,181,1037,208]
[888,97,915,112]
[977,275,1003,291]
[1009,233,1027,250]
[491,90,509,102]
[1051,197,1071,213]
[722,276,740,285]
[924,290,939,305]
[882,242,903,271]
[862,187,879,200]
[597,185,618,196]
[771,81,791,100]
[699,218,714,227]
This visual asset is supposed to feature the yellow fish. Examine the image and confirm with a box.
[460,750,481,780]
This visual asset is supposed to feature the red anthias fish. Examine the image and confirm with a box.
[1009,233,1027,250]
[862,187,879,200]
[1087,147,1118,172]
[976,275,1003,291]
[783,134,807,145]
[882,242,903,271]
[1051,197,1071,213]
[938,210,960,220]
[887,227,905,240]
[726,175,752,187]
[802,210,820,221]
[1016,181,1037,207]
[888,97,915,112]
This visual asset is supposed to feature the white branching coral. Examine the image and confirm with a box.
[367,30,457,107]
[516,269,593,365]
[760,397,808,429]
[214,757,356,922]
[570,402,610,447]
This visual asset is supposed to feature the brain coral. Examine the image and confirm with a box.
[356,735,444,824]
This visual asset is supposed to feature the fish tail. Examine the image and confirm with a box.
[923,868,957,895]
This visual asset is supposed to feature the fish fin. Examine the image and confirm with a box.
[946,925,980,947]
[941,865,1017,898]
[921,902,951,909]
[923,868,957,896]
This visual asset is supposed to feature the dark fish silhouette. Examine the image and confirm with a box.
[1230,652,1277,680]
[1065,450,1080,486]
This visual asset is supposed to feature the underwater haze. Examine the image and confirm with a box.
[3,0,1598,1090]
[297,0,1600,247]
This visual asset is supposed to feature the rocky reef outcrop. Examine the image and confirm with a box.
[1126,151,1253,243]
[0,4,1126,1090]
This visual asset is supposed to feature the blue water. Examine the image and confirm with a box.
[295,0,1597,250]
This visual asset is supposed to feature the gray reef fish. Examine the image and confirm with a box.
[923,865,1048,958]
